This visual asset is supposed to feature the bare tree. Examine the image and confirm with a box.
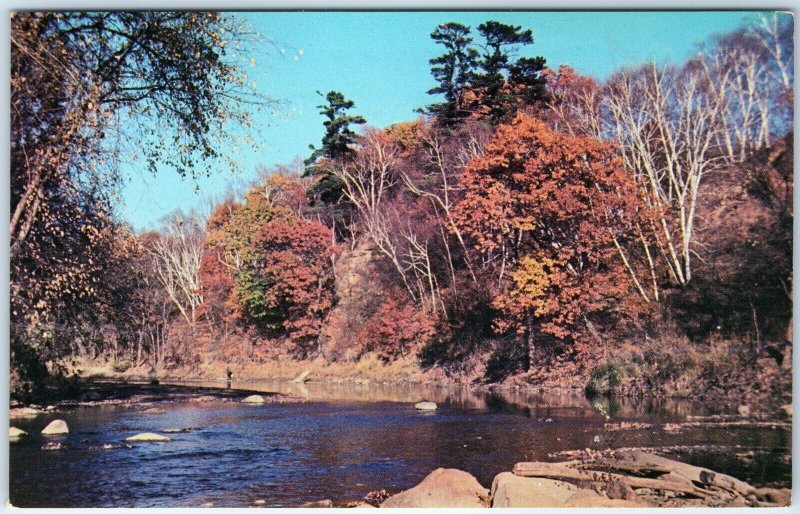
[150,212,205,327]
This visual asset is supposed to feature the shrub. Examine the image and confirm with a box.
[585,360,623,396]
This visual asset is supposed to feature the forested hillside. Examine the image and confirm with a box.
[11,13,792,407]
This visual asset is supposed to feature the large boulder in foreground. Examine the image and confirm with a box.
[241,394,265,404]
[490,472,577,507]
[41,419,69,435]
[381,468,488,508]
[125,432,172,442]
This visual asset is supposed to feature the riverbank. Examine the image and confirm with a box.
[10,380,301,413]
[68,336,792,418]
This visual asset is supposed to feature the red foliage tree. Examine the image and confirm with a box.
[452,113,643,368]
[356,294,436,361]
[252,218,339,355]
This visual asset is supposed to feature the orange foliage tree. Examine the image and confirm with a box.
[452,113,644,369]
[198,199,241,329]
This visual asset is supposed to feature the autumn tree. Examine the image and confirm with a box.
[10,11,269,396]
[544,14,792,289]
[452,113,643,369]
[250,219,338,356]
[198,199,240,331]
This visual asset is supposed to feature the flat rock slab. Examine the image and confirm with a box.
[381,468,488,508]
[41,419,69,435]
[562,489,652,508]
[125,432,172,442]
[491,472,577,507]
[242,394,265,404]
[10,427,27,438]
[414,401,437,411]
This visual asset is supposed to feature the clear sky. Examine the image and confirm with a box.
[118,10,764,231]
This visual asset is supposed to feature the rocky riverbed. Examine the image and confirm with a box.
[317,450,791,508]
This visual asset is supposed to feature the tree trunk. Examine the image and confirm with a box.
[526,310,536,371]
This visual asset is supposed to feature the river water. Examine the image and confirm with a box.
[9,381,791,507]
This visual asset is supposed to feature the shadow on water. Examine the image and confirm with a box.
[9,380,791,508]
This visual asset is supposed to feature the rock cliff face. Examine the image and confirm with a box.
[320,246,380,360]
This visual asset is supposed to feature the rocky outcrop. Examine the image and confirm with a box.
[490,472,576,507]
[241,394,265,404]
[41,419,69,435]
[125,432,172,442]
[414,401,437,411]
[381,468,488,508]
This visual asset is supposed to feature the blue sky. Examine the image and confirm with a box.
[118,10,763,231]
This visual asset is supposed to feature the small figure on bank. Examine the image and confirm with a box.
[226,366,233,389]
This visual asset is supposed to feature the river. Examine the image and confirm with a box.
[9,381,791,507]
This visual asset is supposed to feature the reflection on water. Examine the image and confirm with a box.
[9,381,791,507]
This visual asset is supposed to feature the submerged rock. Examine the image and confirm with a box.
[10,427,27,438]
[301,499,333,508]
[41,419,69,435]
[242,394,265,404]
[490,472,576,507]
[125,432,172,442]
[414,401,437,411]
[141,407,166,414]
[107,443,132,449]
[81,391,102,402]
[162,427,195,433]
[41,441,68,451]
[381,468,488,508]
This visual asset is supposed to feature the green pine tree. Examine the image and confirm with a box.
[423,22,479,128]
